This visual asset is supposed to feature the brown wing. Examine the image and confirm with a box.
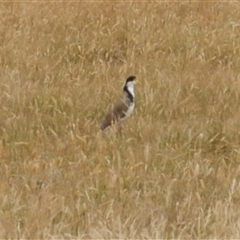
[100,96,130,131]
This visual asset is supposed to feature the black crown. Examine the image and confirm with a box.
[126,76,136,82]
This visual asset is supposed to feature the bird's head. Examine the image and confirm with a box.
[125,76,136,88]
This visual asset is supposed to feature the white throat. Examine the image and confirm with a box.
[126,82,135,98]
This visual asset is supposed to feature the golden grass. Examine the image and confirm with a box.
[1,1,240,238]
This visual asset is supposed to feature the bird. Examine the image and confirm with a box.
[100,76,136,131]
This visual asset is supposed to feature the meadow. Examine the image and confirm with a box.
[1,1,240,238]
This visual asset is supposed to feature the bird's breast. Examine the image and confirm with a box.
[126,102,135,116]
[121,102,135,121]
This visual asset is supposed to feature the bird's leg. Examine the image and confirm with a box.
[117,123,123,137]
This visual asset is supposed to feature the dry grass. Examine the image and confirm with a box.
[1,1,240,239]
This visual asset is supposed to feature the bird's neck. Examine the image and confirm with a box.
[124,85,135,102]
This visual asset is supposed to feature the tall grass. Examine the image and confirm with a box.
[1,1,240,238]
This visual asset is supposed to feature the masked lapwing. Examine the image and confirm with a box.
[100,76,136,131]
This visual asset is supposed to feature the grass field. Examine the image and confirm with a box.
[1,1,240,238]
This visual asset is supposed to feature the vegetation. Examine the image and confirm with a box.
[1,2,240,238]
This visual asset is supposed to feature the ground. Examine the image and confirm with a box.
[1,1,240,238]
